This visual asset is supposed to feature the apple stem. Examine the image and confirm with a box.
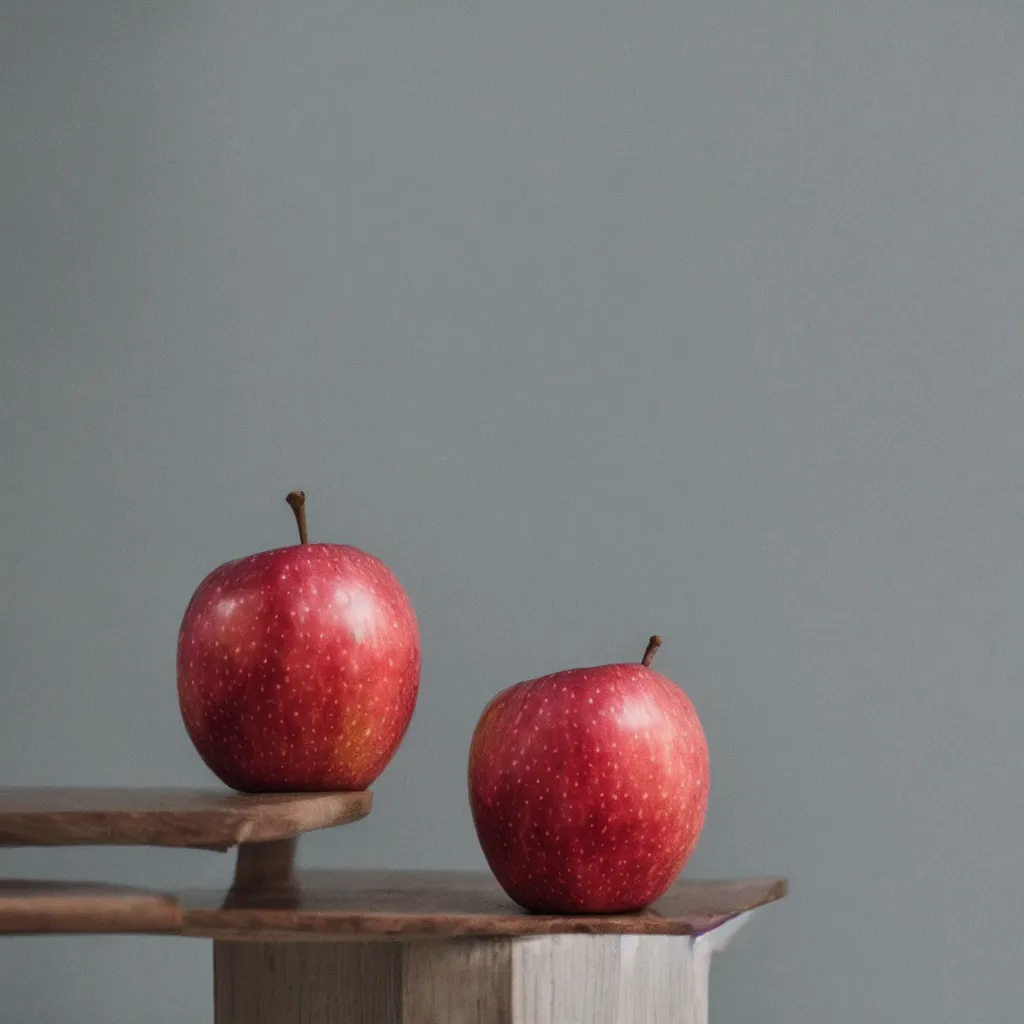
[286,491,309,545]
[641,635,662,667]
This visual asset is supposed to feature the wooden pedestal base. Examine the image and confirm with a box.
[0,790,786,1023]
[213,916,751,1024]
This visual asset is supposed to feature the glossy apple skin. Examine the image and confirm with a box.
[468,663,709,913]
[177,543,419,793]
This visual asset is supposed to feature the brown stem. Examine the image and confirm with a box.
[286,491,309,545]
[641,635,662,667]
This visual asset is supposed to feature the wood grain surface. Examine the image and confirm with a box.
[401,937,513,1024]
[215,940,516,1024]
[0,788,372,850]
[0,870,786,939]
[213,931,740,1024]
[0,880,182,934]
[215,941,403,1024]
[183,870,787,941]
[512,934,704,1024]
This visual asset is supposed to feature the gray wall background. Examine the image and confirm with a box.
[2,2,1022,1021]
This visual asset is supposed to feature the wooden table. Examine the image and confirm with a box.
[0,789,787,1024]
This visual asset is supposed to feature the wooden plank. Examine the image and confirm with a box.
[512,936,618,1024]
[0,880,181,934]
[0,788,371,850]
[512,935,705,1024]
[214,941,402,1024]
[183,870,787,941]
[214,941,515,1024]
[402,939,512,1024]
[0,871,785,940]
[212,929,749,1024]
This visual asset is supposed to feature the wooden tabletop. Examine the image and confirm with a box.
[0,871,787,940]
[183,870,787,940]
[0,788,372,851]
[0,880,183,934]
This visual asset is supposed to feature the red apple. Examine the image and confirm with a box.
[177,492,420,792]
[468,637,709,913]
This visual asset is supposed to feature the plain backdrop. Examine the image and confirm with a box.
[2,2,1023,1021]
